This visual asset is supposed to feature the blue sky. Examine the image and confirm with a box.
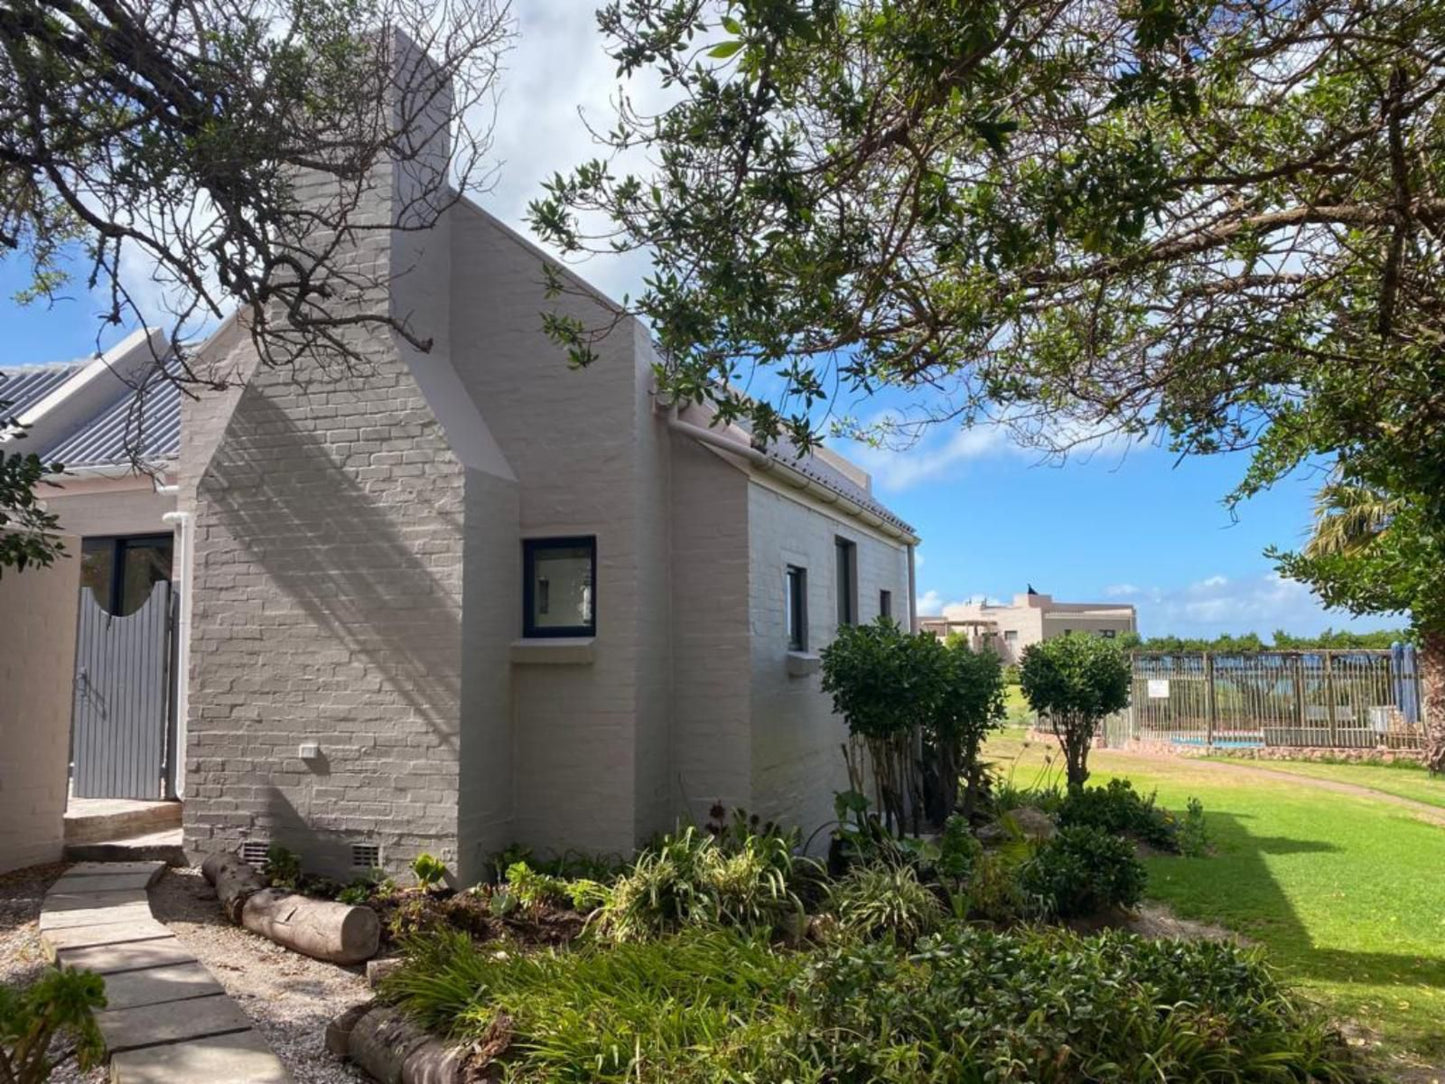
[0,4,1402,642]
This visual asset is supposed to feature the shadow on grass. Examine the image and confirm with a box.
[1147,810,1445,999]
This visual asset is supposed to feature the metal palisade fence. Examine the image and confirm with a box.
[1107,646,1425,751]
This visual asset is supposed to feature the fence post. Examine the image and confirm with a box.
[1292,653,1305,739]
[1323,650,1338,746]
[1203,652,1217,748]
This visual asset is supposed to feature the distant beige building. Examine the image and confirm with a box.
[920,590,1136,663]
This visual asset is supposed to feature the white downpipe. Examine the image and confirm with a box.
[161,509,192,798]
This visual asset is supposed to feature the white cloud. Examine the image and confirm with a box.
[915,590,1004,618]
[1133,571,1402,639]
[1104,583,1140,597]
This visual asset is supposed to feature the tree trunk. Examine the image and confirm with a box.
[201,853,266,924]
[240,888,381,964]
[1422,628,1445,775]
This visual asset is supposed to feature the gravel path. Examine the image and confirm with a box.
[1,863,373,1084]
[147,867,372,1084]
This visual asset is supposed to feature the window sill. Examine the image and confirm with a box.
[786,651,821,677]
[510,638,596,665]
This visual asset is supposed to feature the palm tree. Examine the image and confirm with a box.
[1303,480,1442,774]
[1303,481,1402,561]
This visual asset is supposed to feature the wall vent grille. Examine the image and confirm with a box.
[351,843,381,869]
[239,840,270,868]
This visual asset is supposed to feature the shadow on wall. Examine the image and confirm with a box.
[198,384,464,755]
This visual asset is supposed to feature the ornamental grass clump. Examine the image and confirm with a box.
[591,826,804,942]
[823,862,945,946]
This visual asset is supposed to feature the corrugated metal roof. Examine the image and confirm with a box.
[0,363,86,421]
[43,369,182,468]
[771,447,916,536]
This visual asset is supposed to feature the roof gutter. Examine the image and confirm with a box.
[666,415,920,545]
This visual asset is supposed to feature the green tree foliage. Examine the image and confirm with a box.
[0,428,63,575]
[0,968,107,1083]
[1019,635,1130,787]
[533,0,1445,752]
[821,619,1004,832]
[1272,479,1445,771]
[1119,628,1411,653]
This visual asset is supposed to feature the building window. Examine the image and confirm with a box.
[81,534,173,616]
[1003,629,1018,645]
[879,589,892,621]
[1101,628,1117,639]
[786,565,808,651]
[835,538,857,627]
[523,537,596,637]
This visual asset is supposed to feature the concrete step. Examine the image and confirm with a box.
[64,800,182,845]
[65,828,187,866]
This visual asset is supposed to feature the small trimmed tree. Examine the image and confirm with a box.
[821,619,945,834]
[929,643,1007,821]
[0,968,107,1083]
[1019,636,1131,788]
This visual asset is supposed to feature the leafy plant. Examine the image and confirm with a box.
[936,814,983,880]
[505,861,609,915]
[1019,635,1131,786]
[593,826,804,942]
[411,853,450,893]
[1057,778,1178,850]
[1020,825,1147,918]
[0,969,107,1082]
[824,863,944,946]
[1177,797,1209,858]
[263,843,301,891]
[336,878,375,906]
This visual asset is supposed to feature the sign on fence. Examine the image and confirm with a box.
[1147,678,1171,700]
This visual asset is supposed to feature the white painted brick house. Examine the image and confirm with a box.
[177,190,919,881]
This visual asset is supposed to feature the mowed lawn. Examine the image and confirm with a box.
[1203,756,1445,812]
[987,731,1445,1076]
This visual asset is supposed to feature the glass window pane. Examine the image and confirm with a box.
[117,539,172,615]
[529,541,594,632]
[80,538,114,610]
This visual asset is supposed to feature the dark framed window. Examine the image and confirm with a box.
[835,538,857,627]
[523,537,596,637]
[81,534,173,616]
[879,589,893,621]
[786,565,808,651]
[1101,628,1117,639]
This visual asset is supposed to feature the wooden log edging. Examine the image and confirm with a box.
[333,1003,468,1084]
[201,853,381,964]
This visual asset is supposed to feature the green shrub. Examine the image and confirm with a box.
[0,969,107,1082]
[336,880,373,906]
[796,926,1354,1083]
[824,863,944,945]
[383,925,1354,1084]
[1020,825,1146,917]
[383,927,801,1081]
[1177,797,1209,857]
[1057,778,1178,850]
[263,843,301,890]
[593,826,804,942]
[962,849,1029,922]
[936,813,982,880]
[505,860,608,914]
[411,853,449,892]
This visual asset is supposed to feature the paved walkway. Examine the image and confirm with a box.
[40,862,292,1083]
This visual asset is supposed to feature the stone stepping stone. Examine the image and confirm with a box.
[51,871,162,895]
[64,862,168,877]
[41,920,175,960]
[109,1030,293,1084]
[44,889,151,912]
[96,993,252,1053]
[41,902,156,931]
[39,859,293,1084]
[57,939,198,976]
[95,962,223,1011]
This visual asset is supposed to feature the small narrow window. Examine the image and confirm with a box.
[786,565,808,651]
[524,537,596,637]
[879,589,893,621]
[1004,630,1018,645]
[835,538,857,627]
[1101,628,1117,639]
